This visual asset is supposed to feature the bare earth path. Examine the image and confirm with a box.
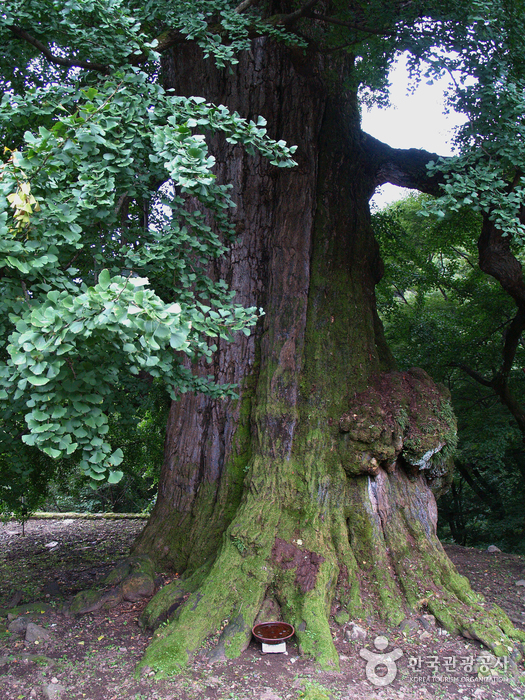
[0,518,524,700]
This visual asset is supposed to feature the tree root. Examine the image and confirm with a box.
[346,468,525,658]
[137,533,274,675]
[134,470,525,677]
[67,554,156,615]
[70,468,524,675]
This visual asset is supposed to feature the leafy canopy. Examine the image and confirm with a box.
[0,0,300,500]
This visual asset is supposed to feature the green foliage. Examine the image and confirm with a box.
[0,0,299,500]
[46,378,169,512]
[405,5,525,240]
[374,194,525,552]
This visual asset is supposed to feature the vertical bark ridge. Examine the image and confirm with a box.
[133,38,328,569]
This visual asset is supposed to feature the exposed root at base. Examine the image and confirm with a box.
[67,555,156,615]
[68,470,525,676]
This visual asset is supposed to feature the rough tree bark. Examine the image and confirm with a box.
[73,37,525,673]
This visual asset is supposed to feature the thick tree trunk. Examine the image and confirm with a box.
[126,40,523,673]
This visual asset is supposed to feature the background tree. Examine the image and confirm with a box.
[2,0,525,674]
[374,195,525,553]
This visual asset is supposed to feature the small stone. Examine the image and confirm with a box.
[51,677,59,684]
[487,545,501,553]
[345,623,367,642]
[516,580,525,587]
[8,617,30,635]
[399,619,419,636]
[121,573,155,602]
[44,541,59,549]
[43,682,66,700]
[419,614,436,629]
[25,622,52,643]
[419,631,432,640]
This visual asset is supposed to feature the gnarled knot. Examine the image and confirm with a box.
[337,368,457,493]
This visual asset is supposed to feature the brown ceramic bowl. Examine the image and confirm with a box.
[252,621,295,645]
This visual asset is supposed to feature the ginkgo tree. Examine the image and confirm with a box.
[2,0,525,676]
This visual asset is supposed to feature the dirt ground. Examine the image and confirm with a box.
[0,517,524,700]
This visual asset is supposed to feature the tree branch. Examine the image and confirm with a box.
[478,217,525,310]
[9,26,110,73]
[452,310,525,440]
[456,462,505,516]
[450,246,476,270]
[499,309,525,378]
[272,0,322,28]
[450,362,493,387]
[305,12,394,37]
[363,132,446,196]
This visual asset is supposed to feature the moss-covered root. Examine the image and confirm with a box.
[396,539,525,657]
[139,563,211,631]
[378,469,525,658]
[137,539,272,677]
[68,554,156,615]
[277,563,340,671]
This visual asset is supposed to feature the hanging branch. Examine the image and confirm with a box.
[8,26,110,73]
[305,12,395,37]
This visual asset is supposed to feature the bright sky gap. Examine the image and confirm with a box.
[362,55,468,208]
